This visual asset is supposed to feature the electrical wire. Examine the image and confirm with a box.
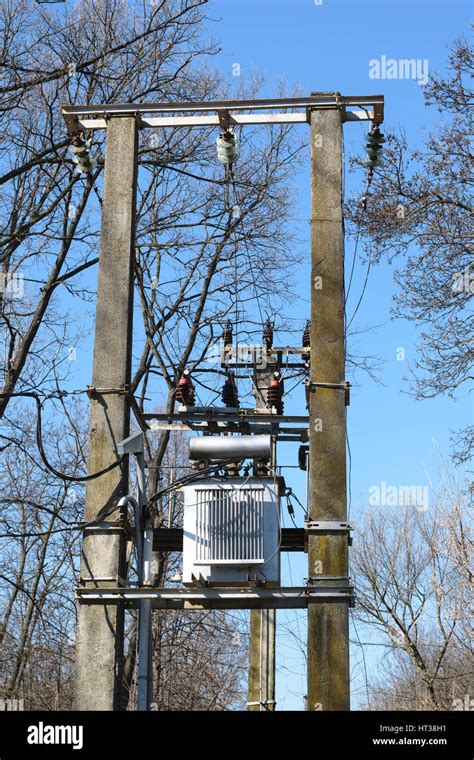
[146,458,245,507]
[346,406,352,521]
[346,255,372,330]
[350,608,372,710]
[0,391,123,482]
[285,486,308,518]
[345,172,372,306]
[229,167,267,332]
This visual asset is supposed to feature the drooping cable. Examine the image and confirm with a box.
[0,391,123,482]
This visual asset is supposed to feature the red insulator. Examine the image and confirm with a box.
[222,374,239,408]
[175,372,195,406]
[267,374,284,414]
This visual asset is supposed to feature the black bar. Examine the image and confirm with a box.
[153,527,305,553]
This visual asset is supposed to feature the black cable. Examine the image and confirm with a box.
[286,487,308,517]
[345,172,372,305]
[347,255,372,330]
[0,391,123,482]
[146,458,244,507]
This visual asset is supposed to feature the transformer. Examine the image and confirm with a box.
[182,477,281,587]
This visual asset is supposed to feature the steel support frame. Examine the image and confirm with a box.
[76,586,354,610]
[61,90,384,710]
[62,94,384,134]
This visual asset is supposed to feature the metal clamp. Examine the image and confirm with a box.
[306,381,350,405]
[83,520,130,534]
[80,575,127,586]
[305,520,353,532]
[305,520,353,547]
[307,577,355,607]
[86,384,130,397]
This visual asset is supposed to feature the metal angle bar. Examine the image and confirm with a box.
[144,113,307,127]
[78,110,384,130]
[148,422,307,433]
[142,411,309,423]
[271,346,310,354]
[75,585,353,609]
[76,113,309,130]
[61,95,383,132]
[343,109,374,122]
[62,94,383,117]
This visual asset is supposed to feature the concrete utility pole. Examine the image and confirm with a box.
[248,608,276,711]
[248,361,276,711]
[74,116,138,710]
[307,104,350,711]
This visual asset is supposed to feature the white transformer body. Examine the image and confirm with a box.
[182,478,281,587]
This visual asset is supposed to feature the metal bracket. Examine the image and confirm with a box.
[86,384,130,397]
[217,109,236,131]
[307,577,355,607]
[307,381,350,405]
[305,520,353,547]
[246,700,277,708]
[117,431,144,455]
[80,575,127,586]
[305,520,353,532]
[83,520,130,534]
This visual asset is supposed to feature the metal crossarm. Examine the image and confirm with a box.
[75,585,354,609]
[61,94,384,133]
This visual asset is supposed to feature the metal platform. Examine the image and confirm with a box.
[75,585,354,610]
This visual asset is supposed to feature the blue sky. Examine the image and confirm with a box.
[203,0,472,709]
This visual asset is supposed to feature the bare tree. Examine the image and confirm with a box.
[0,0,305,709]
[345,37,473,463]
[351,478,472,710]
